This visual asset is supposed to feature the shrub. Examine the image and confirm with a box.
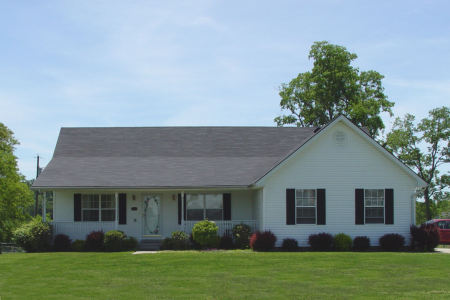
[160,238,174,250]
[334,233,352,251]
[104,230,126,252]
[170,231,191,250]
[85,231,104,251]
[189,234,202,250]
[192,220,219,249]
[379,233,405,251]
[122,237,138,251]
[308,233,333,251]
[250,231,277,251]
[53,234,72,252]
[219,234,235,250]
[410,224,440,251]
[71,239,85,252]
[232,223,252,249]
[12,217,52,252]
[281,238,298,251]
[353,236,370,251]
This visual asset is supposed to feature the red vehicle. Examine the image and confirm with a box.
[425,219,450,244]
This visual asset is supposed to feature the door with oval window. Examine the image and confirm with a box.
[142,195,161,237]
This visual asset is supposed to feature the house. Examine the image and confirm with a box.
[32,116,427,247]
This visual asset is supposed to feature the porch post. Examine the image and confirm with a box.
[181,191,185,231]
[42,191,46,222]
[115,192,119,229]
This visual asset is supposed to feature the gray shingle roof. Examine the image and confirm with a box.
[32,126,317,188]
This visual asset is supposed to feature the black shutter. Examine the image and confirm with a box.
[385,189,394,224]
[286,189,295,225]
[355,189,364,225]
[183,194,187,221]
[223,193,231,220]
[118,193,127,225]
[316,189,326,225]
[178,194,182,225]
[74,193,81,221]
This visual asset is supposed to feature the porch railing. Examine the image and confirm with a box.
[183,220,257,236]
[52,221,116,240]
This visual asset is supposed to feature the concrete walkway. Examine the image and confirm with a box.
[435,248,450,254]
[133,251,159,255]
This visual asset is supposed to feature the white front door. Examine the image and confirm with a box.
[142,194,161,237]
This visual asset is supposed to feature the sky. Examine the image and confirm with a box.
[0,0,449,180]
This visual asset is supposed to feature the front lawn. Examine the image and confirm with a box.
[0,251,449,299]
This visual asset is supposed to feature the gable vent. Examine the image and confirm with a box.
[334,131,346,145]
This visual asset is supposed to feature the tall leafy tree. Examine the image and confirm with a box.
[0,122,34,241]
[275,41,394,137]
[385,107,449,221]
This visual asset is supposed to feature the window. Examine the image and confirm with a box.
[365,189,384,224]
[295,189,316,224]
[186,194,223,221]
[81,194,115,221]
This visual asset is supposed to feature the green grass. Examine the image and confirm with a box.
[1,251,449,299]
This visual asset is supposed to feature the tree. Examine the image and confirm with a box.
[385,107,449,221]
[275,41,394,137]
[0,122,34,241]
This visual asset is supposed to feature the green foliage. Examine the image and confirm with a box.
[104,230,126,252]
[249,231,277,251]
[334,233,352,251]
[232,223,252,249]
[71,240,85,252]
[0,122,34,242]
[379,234,405,251]
[192,220,219,248]
[385,106,449,221]
[416,199,449,225]
[160,231,191,250]
[410,224,440,252]
[275,41,394,137]
[122,237,138,251]
[308,233,334,251]
[353,236,370,251]
[219,235,235,249]
[281,238,299,251]
[53,234,72,252]
[171,230,189,241]
[12,216,52,252]
[85,231,104,251]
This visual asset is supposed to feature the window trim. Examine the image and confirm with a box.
[364,189,385,224]
[186,194,224,221]
[81,193,116,222]
[295,189,317,225]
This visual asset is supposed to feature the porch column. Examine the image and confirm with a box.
[42,191,46,222]
[181,191,185,230]
[115,192,119,229]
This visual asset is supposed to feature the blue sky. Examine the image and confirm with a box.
[1,0,449,180]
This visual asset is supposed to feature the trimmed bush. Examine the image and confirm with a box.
[192,220,219,249]
[219,235,235,250]
[104,230,126,252]
[53,234,72,252]
[232,223,252,249]
[189,234,202,250]
[12,217,52,252]
[281,238,298,251]
[250,231,277,251]
[85,231,104,251]
[122,237,138,251]
[171,231,191,250]
[410,224,440,251]
[334,233,352,251]
[379,233,405,251]
[308,233,333,251]
[71,239,85,252]
[353,236,370,251]
[160,238,174,250]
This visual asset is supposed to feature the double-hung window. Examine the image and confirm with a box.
[186,194,223,221]
[81,194,115,221]
[364,189,384,224]
[295,189,316,224]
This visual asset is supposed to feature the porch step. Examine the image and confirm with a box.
[139,239,163,251]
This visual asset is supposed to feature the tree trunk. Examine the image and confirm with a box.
[424,187,432,221]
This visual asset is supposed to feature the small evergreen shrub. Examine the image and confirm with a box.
[410,224,440,251]
[160,238,174,250]
[189,234,202,250]
[71,239,85,252]
[353,236,370,251]
[13,217,52,252]
[219,234,235,250]
[379,233,405,251]
[281,238,298,251]
[104,230,126,252]
[85,231,104,251]
[170,231,191,250]
[232,223,252,249]
[192,220,219,249]
[334,233,352,251]
[250,231,277,251]
[308,233,333,251]
[53,234,72,252]
[122,237,138,251]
